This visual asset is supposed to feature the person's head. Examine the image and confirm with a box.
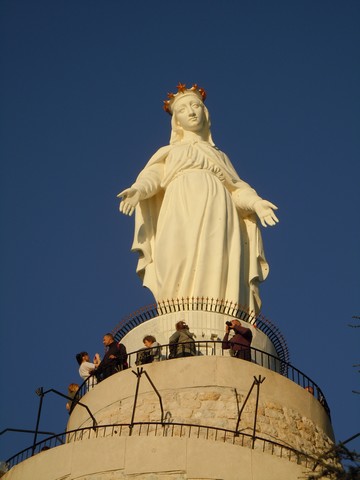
[231,320,241,328]
[103,333,115,346]
[68,383,79,394]
[76,352,89,365]
[143,335,156,347]
[305,386,314,395]
[175,320,189,331]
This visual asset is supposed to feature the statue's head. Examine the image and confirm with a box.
[163,83,214,145]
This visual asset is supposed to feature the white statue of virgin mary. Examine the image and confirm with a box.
[118,83,278,313]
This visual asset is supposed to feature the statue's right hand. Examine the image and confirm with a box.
[117,187,141,216]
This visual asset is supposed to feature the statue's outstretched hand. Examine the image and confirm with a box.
[253,200,279,227]
[117,187,140,216]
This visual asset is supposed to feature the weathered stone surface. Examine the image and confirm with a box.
[59,356,336,480]
[76,383,334,458]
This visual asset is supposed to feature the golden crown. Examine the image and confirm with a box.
[163,83,207,114]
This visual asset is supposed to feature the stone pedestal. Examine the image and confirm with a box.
[67,355,334,449]
[3,312,336,479]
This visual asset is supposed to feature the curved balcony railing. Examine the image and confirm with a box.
[4,344,331,471]
[111,299,290,365]
[5,422,321,471]
[73,341,330,418]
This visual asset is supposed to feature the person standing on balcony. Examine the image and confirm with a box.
[136,335,162,365]
[222,320,253,361]
[76,351,101,388]
[169,321,196,358]
[143,335,162,361]
[65,383,79,413]
[95,333,128,380]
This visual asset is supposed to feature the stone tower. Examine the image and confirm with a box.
[3,300,336,479]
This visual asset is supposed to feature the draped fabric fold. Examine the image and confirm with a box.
[130,141,269,314]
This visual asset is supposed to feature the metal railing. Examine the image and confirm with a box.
[111,299,290,365]
[72,341,330,419]
[5,422,320,471]
[5,344,331,471]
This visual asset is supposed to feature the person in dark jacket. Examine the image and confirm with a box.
[222,320,252,361]
[169,321,196,358]
[95,333,127,380]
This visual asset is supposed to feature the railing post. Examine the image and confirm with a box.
[130,367,165,434]
[32,387,44,456]
[142,370,164,424]
[235,380,256,435]
[252,375,266,449]
[129,368,142,435]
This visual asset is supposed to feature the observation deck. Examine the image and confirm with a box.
[4,355,335,479]
[2,303,335,479]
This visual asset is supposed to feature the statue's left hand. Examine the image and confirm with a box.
[253,200,279,227]
[117,187,141,216]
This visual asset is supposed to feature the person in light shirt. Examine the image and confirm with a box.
[76,351,100,388]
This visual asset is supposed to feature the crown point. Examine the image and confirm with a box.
[176,82,186,92]
[198,87,207,101]
[163,100,171,113]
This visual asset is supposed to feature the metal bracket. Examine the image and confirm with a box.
[129,367,164,435]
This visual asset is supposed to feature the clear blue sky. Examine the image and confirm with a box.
[1,0,359,462]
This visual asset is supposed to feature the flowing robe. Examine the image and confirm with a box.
[130,140,269,313]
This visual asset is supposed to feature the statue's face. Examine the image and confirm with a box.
[173,95,205,132]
